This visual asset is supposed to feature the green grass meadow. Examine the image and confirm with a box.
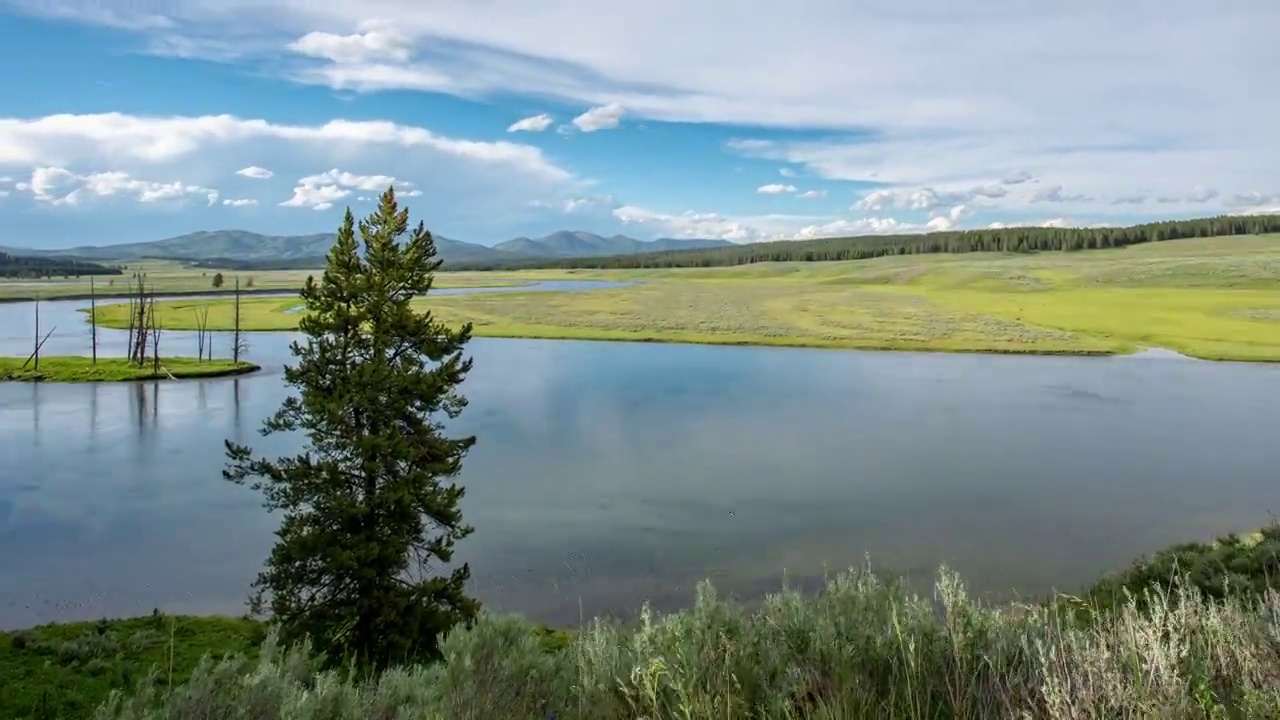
[86,234,1280,361]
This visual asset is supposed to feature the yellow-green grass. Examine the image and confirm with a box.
[0,356,260,382]
[0,258,533,300]
[84,235,1280,361]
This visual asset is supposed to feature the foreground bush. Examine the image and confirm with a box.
[93,566,1280,720]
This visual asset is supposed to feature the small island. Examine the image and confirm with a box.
[0,356,260,382]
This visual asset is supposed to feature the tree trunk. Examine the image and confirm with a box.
[90,276,98,364]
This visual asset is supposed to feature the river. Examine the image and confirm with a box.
[2,283,1280,630]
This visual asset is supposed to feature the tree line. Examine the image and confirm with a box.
[0,252,123,278]
[452,214,1280,271]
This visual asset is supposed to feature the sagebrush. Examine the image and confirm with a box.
[94,565,1280,720]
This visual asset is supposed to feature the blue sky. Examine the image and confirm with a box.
[0,0,1277,249]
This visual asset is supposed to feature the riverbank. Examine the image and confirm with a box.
[0,356,260,382]
[4,525,1277,720]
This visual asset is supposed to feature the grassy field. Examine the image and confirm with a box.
[0,259,528,301]
[0,613,570,720]
[0,356,260,382]
[12,522,1280,719]
[84,235,1280,361]
[0,613,264,720]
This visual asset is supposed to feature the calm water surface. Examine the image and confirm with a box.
[2,291,1280,630]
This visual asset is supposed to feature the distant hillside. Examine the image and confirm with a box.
[494,231,732,257]
[0,251,123,278]
[2,230,735,269]
[459,214,1280,270]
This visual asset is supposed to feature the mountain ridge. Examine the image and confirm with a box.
[0,229,735,266]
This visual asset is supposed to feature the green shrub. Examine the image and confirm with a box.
[93,566,1280,720]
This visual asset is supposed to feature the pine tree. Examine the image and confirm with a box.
[224,187,479,669]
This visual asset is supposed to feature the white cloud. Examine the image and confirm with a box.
[986,218,1092,229]
[0,113,571,183]
[1225,191,1278,208]
[924,204,971,231]
[852,185,993,212]
[507,113,554,132]
[1030,184,1090,203]
[1187,185,1219,203]
[0,111,577,238]
[9,1,1279,234]
[13,166,218,206]
[757,183,797,195]
[788,217,944,240]
[281,168,410,210]
[235,165,273,179]
[1231,205,1280,216]
[779,168,799,178]
[222,197,257,206]
[287,25,413,64]
[571,104,624,132]
[612,205,840,242]
[797,190,826,199]
[21,1,1276,211]
[610,202,960,243]
[968,184,1007,199]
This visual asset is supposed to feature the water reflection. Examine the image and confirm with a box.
[4,339,1280,630]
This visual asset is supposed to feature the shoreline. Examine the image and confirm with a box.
[0,356,261,383]
[75,311,1221,361]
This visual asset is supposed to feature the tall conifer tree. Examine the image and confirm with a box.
[225,187,479,668]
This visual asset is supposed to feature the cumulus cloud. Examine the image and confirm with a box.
[779,167,799,178]
[611,205,845,242]
[797,190,826,199]
[571,104,624,132]
[851,185,994,212]
[13,166,218,206]
[507,114,554,132]
[609,201,961,243]
[7,1,1278,239]
[986,218,1089,230]
[235,165,273,179]
[757,183,797,195]
[281,168,411,210]
[0,111,577,239]
[17,0,1277,224]
[286,25,413,64]
[222,197,257,206]
[0,113,571,182]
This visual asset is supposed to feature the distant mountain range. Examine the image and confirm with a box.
[0,230,735,268]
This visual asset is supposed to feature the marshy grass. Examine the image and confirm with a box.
[82,234,1280,361]
[0,356,260,382]
[90,565,1280,720]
